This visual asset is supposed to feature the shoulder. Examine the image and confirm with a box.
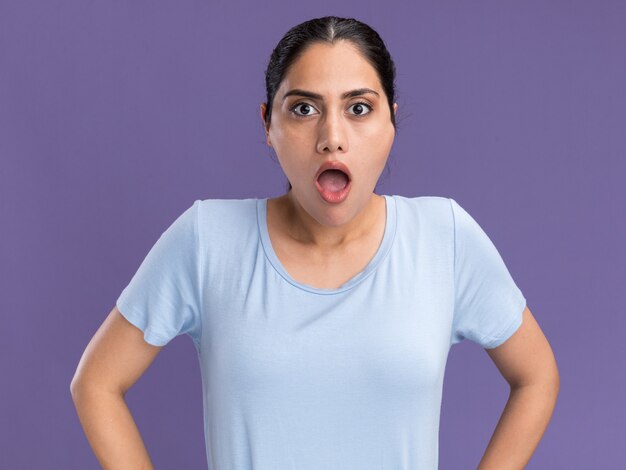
[195,198,258,220]
[195,197,260,241]
[384,195,454,246]
[392,194,453,226]
[197,197,257,212]
[392,194,450,211]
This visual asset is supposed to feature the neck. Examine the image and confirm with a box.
[279,191,382,251]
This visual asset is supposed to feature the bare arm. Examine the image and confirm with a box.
[70,306,163,470]
[477,306,560,470]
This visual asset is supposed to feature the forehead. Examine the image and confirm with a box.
[279,41,381,94]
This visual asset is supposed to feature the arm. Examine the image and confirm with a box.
[70,306,163,470]
[477,306,560,470]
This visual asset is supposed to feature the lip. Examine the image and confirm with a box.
[314,160,352,204]
[314,160,352,182]
[315,178,352,204]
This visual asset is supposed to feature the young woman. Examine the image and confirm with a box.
[71,16,559,470]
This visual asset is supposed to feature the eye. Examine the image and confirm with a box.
[348,102,373,117]
[289,101,374,119]
[290,102,319,118]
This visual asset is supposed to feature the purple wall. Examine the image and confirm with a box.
[2,1,624,468]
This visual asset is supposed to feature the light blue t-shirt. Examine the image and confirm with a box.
[116,194,526,470]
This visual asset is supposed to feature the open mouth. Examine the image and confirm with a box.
[314,168,352,204]
[316,169,350,192]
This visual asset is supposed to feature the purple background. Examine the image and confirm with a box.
[2,1,624,468]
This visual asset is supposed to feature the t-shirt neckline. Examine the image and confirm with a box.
[256,194,397,295]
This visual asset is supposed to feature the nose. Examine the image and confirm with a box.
[316,110,348,154]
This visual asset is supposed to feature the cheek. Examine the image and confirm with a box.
[274,145,307,181]
[359,115,394,140]
[373,125,395,158]
[356,126,394,175]
[270,122,310,154]
[358,123,394,156]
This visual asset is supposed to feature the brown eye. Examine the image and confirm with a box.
[290,102,318,117]
[348,102,373,116]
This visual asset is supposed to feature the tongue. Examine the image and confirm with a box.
[318,169,348,192]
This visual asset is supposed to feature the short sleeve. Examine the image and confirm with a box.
[449,198,526,348]
[116,200,203,350]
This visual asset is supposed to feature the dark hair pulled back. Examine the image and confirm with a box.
[262,16,398,192]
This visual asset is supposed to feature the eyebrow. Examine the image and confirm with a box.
[282,88,380,101]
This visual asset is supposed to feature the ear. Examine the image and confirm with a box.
[393,102,398,116]
[260,103,272,147]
